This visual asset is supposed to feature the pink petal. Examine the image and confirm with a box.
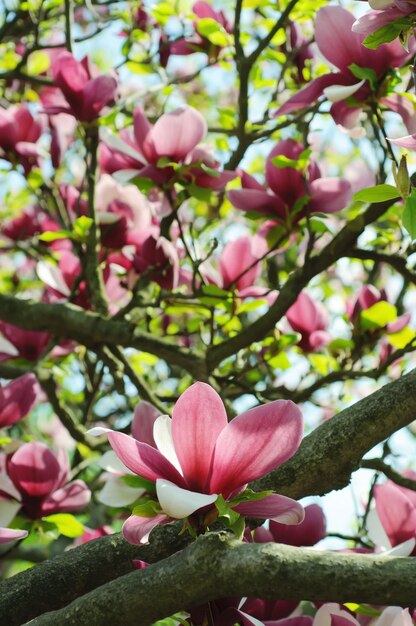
[171,382,228,491]
[122,513,169,544]
[0,373,39,428]
[146,106,207,162]
[131,401,161,446]
[133,106,153,156]
[265,140,304,203]
[52,51,88,95]
[330,102,363,131]
[8,442,61,497]
[107,430,187,487]
[309,177,352,214]
[81,75,118,121]
[274,74,339,117]
[352,9,407,35]
[209,400,303,496]
[233,493,304,524]
[374,482,416,549]
[287,292,328,335]
[40,480,91,515]
[227,189,286,217]
[315,7,365,71]
[268,503,326,546]
[381,95,416,134]
[314,605,359,626]
[389,134,416,149]
[0,527,28,544]
[220,237,262,290]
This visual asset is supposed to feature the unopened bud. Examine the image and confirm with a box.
[393,155,410,198]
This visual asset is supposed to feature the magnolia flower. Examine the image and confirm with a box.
[366,474,416,556]
[0,442,91,523]
[48,52,118,122]
[252,604,413,626]
[228,140,351,224]
[352,1,415,37]
[0,105,43,173]
[286,292,330,353]
[100,105,235,191]
[275,7,413,133]
[89,382,304,544]
[0,322,50,363]
[0,374,40,428]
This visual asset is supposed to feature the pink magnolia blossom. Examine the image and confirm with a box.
[48,52,118,122]
[366,474,416,556]
[167,1,232,61]
[0,105,43,173]
[269,605,413,626]
[89,382,304,544]
[347,285,410,334]
[275,7,412,133]
[0,442,90,521]
[0,374,40,428]
[100,105,235,191]
[352,2,415,37]
[40,87,77,167]
[286,292,331,352]
[2,207,41,242]
[0,322,50,363]
[0,527,28,543]
[228,140,351,224]
[253,503,326,547]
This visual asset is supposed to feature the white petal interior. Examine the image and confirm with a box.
[153,415,183,475]
[323,80,365,104]
[366,507,392,550]
[37,261,71,297]
[97,476,145,507]
[156,479,217,519]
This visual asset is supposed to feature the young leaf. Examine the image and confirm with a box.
[360,301,397,330]
[402,188,416,240]
[354,185,400,203]
[42,514,84,538]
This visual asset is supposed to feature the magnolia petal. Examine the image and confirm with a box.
[153,415,182,475]
[388,134,416,149]
[148,106,207,161]
[156,478,217,519]
[131,401,161,446]
[210,400,303,497]
[233,494,304,524]
[0,335,19,357]
[122,513,168,545]
[37,261,71,297]
[309,177,352,214]
[0,527,28,544]
[97,476,145,507]
[366,507,392,550]
[98,450,132,474]
[274,74,339,117]
[381,537,415,557]
[100,126,146,164]
[40,480,91,515]
[315,6,364,72]
[269,503,327,546]
[374,482,416,549]
[90,429,187,487]
[323,81,365,104]
[171,382,228,492]
[227,189,283,216]
[0,498,21,527]
[313,604,359,626]
[8,442,61,497]
[376,607,413,626]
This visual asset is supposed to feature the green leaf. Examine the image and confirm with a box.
[344,604,380,617]
[402,188,416,240]
[121,475,156,493]
[228,514,246,540]
[131,499,161,518]
[73,216,93,241]
[27,50,50,75]
[42,514,84,538]
[215,494,240,526]
[361,301,397,330]
[196,18,230,47]
[188,183,213,202]
[353,184,400,203]
[387,326,416,349]
[38,230,72,242]
[348,64,377,89]
[363,19,411,50]
[229,488,273,505]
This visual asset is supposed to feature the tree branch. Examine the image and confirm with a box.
[0,295,207,380]
[207,198,396,370]
[27,533,416,626]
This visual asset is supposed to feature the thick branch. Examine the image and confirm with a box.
[0,295,207,379]
[28,533,416,626]
[253,367,416,497]
[0,524,191,626]
[207,199,395,370]
[2,369,416,622]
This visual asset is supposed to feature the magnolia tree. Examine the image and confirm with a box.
[1,0,416,624]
